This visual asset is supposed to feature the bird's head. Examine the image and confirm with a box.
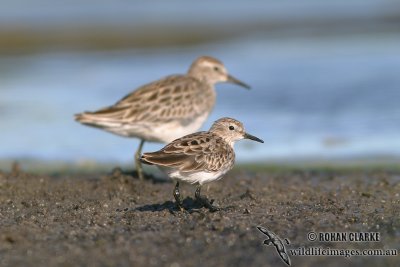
[188,56,250,88]
[209,117,264,146]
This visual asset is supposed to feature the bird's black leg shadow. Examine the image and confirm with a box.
[195,185,220,212]
[173,181,185,211]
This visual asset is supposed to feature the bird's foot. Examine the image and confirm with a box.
[169,203,190,216]
[196,195,220,212]
[176,202,186,212]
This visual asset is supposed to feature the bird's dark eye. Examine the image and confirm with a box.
[229,126,234,130]
[214,66,219,72]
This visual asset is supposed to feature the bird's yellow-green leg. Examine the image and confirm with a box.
[135,139,145,180]
[173,181,185,211]
[195,185,220,212]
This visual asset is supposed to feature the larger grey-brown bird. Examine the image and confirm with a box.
[75,56,250,179]
[140,117,264,212]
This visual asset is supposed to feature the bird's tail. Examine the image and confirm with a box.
[140,153,155,165]
[140,152,188,167]
[75,105,129,127]
[75,112,102,125]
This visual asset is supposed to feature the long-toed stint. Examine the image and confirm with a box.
[75,56,250,180]
[140,117,263,212]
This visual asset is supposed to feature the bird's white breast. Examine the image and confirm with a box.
[163,167,230,185]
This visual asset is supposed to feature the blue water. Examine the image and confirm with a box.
[1,32,400,163]
[0,0,394,26]
[1,0,400,163]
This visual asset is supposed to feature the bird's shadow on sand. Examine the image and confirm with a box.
[134,198,203,213]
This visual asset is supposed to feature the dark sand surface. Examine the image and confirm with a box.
[0,165,399,267]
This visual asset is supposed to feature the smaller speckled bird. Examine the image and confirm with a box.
[140,117,264,212]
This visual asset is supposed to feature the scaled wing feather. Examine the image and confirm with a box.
[141,132,234,172]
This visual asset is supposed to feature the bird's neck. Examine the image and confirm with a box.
[188,70,216,86]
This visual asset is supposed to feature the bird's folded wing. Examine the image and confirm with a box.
[141,133,234,172]
[76,75,211,124]
[116,75,210,123]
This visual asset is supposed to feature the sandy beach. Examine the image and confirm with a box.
[0,164,398,267]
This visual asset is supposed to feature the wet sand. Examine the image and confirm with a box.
[0,165,399,267]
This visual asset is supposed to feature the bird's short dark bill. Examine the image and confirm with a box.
[227,74,251,89]
[244,133,264,143]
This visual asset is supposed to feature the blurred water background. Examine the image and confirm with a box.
[1,0,400,165]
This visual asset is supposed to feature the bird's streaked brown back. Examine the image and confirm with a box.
[75,75,215,124]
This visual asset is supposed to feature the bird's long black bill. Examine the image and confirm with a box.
[244,132,264,143]
[227,74,251,89]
